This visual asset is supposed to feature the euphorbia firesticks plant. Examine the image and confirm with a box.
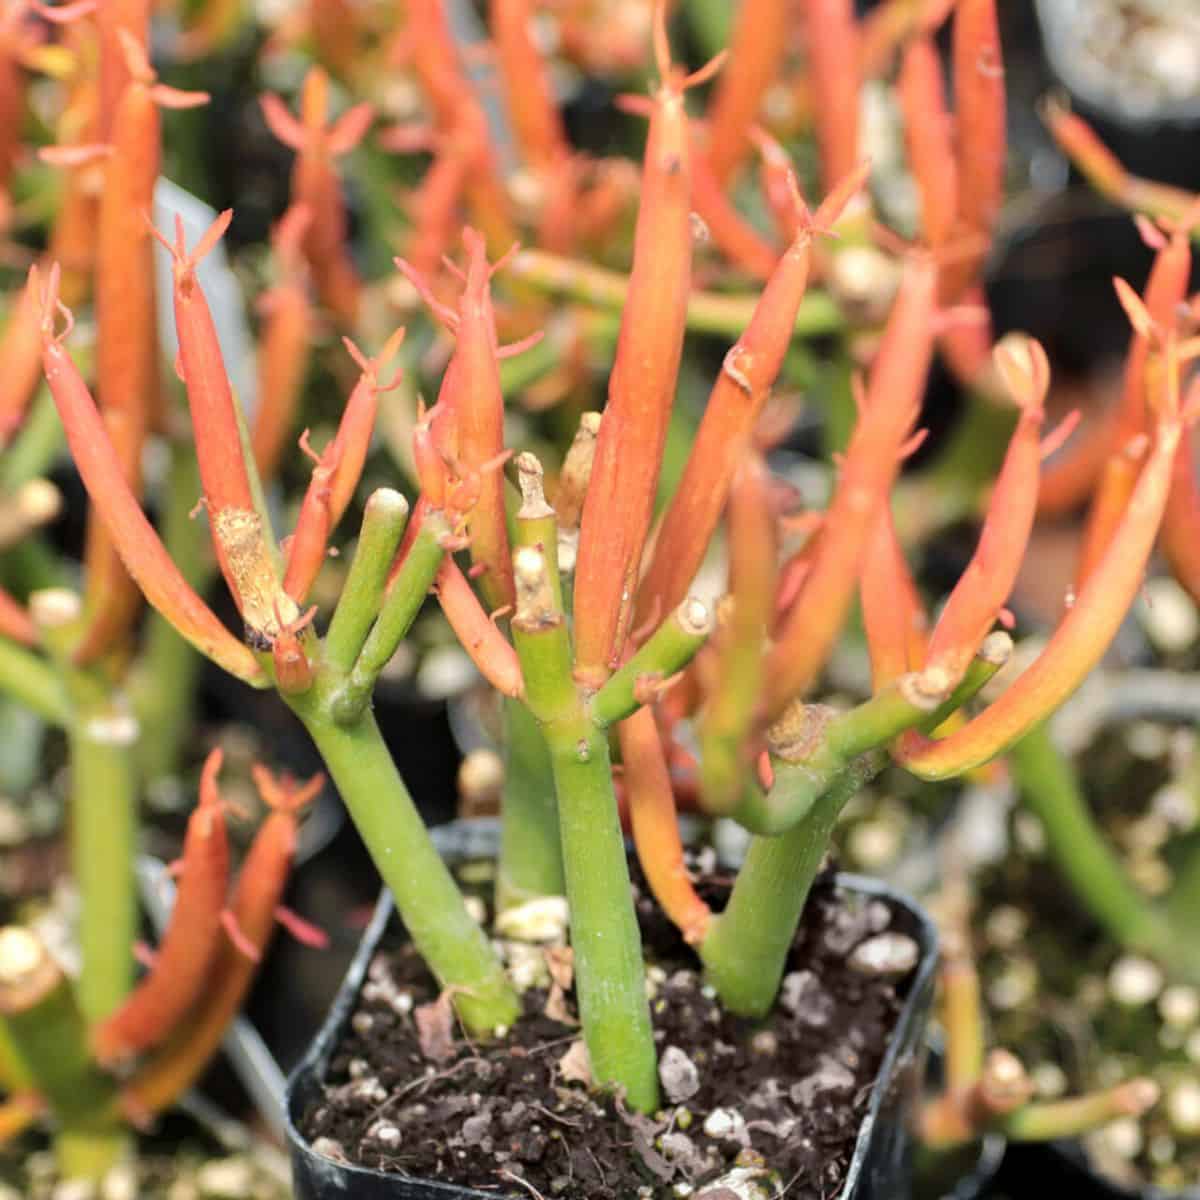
[19,0,1190,1147]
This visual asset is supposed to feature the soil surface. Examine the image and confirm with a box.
[301,869,921,1198]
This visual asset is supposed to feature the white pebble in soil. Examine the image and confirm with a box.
[788,1054,856,1106]
[848,932,919,977]
[702,1107,746,1142]
[778,970,834,1027]
[658,1045,701,1103]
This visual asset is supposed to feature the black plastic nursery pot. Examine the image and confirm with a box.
[285,820,939,1200]
[998,1139,1200,1200]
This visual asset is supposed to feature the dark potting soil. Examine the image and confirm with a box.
[301,870,917,1198]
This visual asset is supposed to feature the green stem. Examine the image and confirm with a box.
[591,599,712,727]
[66,688,138,1025]
[544,712,659,1111]
[701,760,876,1016]
[324,489,410,674]
[0,928,122,1178]
[509,250,844,341]
[1010,723,1173,962]
[497,696,564,909]
[292,689,521,1035]
[331,513,446,723]
[511,547,658,1112]
[0,639,69,726]
[0,391,62,492]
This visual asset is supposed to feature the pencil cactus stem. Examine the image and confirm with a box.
[0,927,120,1178]
[704,0,789,183]
[861,504,928,688]
[1000,1079,1160,1142]
[897,413,1180,780]
[331,508,444,724]
[591,598,713,727]
[620,706,712,945]
[507,249,845,339]
[1009,724,1174,961]
[436,558,524,698]
[510,542,658,1109]
[702,763,866,1016]
[766,258,934,714]
[514,453,562,612]
[700,458,776,813]
[35,268,266,686]
[497,696,563,909]
[802,0,862,194]
[922,336,1048,685]
[324,489,411,675]
[572,20,696,685]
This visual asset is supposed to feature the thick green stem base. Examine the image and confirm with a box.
[295,694,521,1036]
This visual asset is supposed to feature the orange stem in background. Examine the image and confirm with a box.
[0,587,35,646]
[35,264,265,686]
[1075,434,1147,594]
[619,705,711,944]
[952,0,1005,283]
[899,34,957,251]
[260,68,372,327]
[690,138,780,279]
[704,0,789,184]
[400,0,515,253]
[121,767,321,1119]
[861,504,927,689]
[91,749,232,1065]
[922,337,1048,686]
[252,204,314,481]
[801,0,862,195]
[897,410,1183,779]
[489,0,570,173]
[0,275,43,449]
[764,255,934,715]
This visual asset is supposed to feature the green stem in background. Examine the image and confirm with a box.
[0,537,64,596]
[330,512,447,723]
[0,638,69,726]
[133,447,209,787]
[0,391,62,492]
[1167,843,1200,933]
[0,927,122,1179]
[685,0,732,58]
[999,1079,1160,1142]
[498,327,566,397]
[66,689,138,1026]
[1010,723,1175,964]
[292,689,521,1035]
[820,357,857,459]
[34,591,138,1028]
[509,250,844,341]
[512,544,658,1112]
[324,489,411,674]
[497,697,563,909]
[702,761,874,1016]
